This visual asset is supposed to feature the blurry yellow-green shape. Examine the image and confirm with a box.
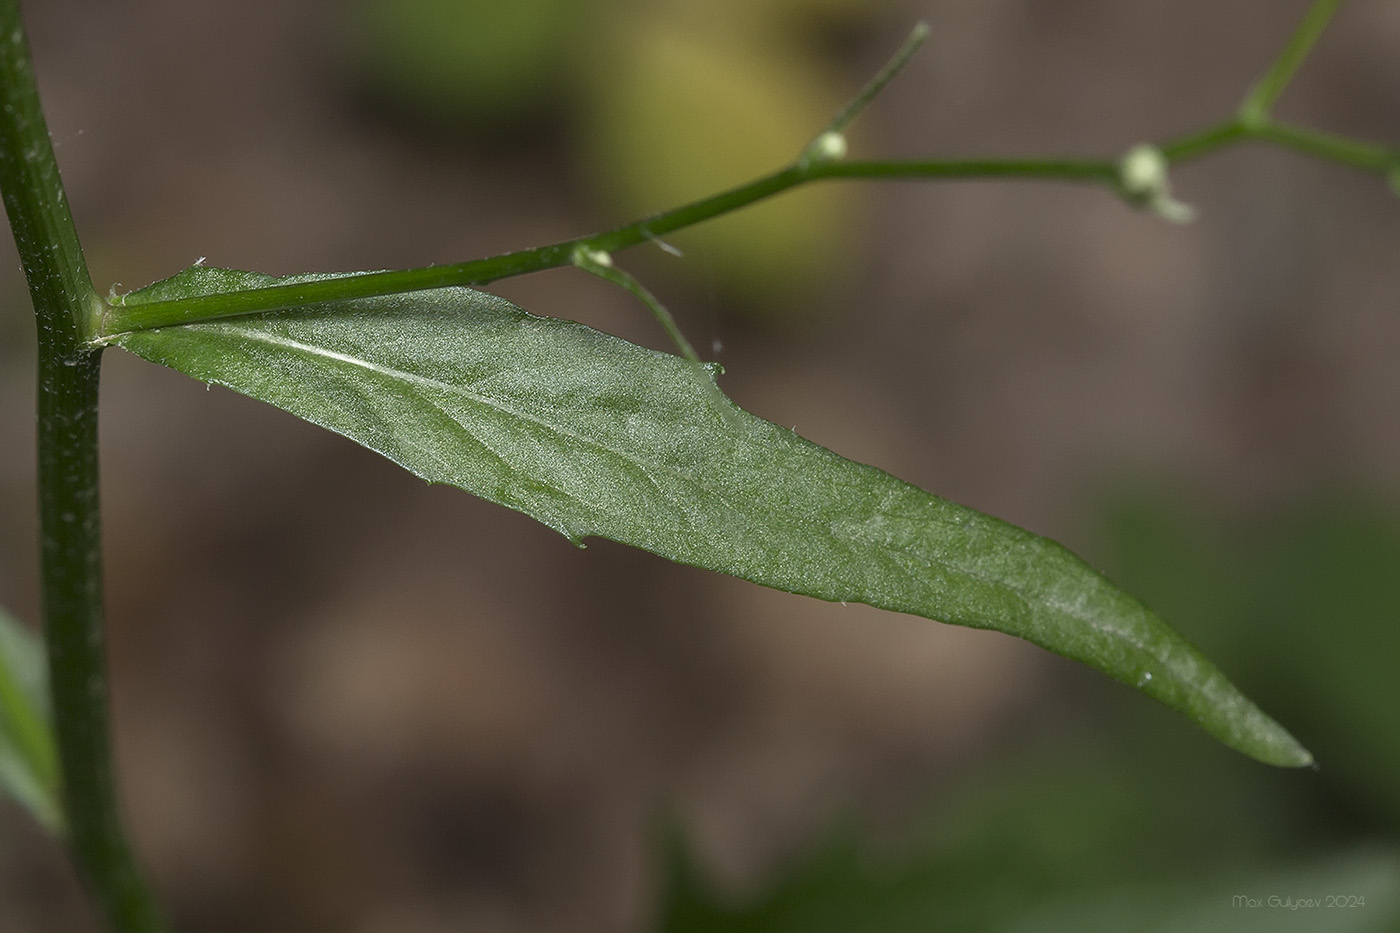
[580,9,865,318]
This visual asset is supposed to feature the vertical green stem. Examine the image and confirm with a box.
[36,352,169,933]
[0,2,165,930]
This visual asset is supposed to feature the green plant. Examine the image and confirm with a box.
[1,0,1393,930]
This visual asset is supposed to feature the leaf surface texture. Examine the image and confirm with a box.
[110,268,1311,766]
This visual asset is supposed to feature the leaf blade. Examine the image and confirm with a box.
[110,271,1310,767]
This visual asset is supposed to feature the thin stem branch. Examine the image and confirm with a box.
[571,247,701,365]
[1250,120,1400,172]
[0,1,166,931]
[569,247,739,424]
[1159,115,1400,172]
[818,22,929,138]
[1239,0,1346,123]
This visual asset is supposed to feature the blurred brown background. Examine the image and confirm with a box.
[2,0,1398,930]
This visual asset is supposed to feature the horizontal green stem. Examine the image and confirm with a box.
[822,158,1119,183]
[101,157,1122,333]
[1157,120,1250,164]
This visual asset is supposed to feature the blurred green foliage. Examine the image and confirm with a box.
[659,488,1400,931]
[345,0,583,127]
[0,605,61,832]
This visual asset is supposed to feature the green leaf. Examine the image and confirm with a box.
[0,604,63,832]
[109,267,1310,767]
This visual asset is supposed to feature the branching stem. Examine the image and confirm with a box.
[104,113,1398,335]
[100,1,1396,339]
